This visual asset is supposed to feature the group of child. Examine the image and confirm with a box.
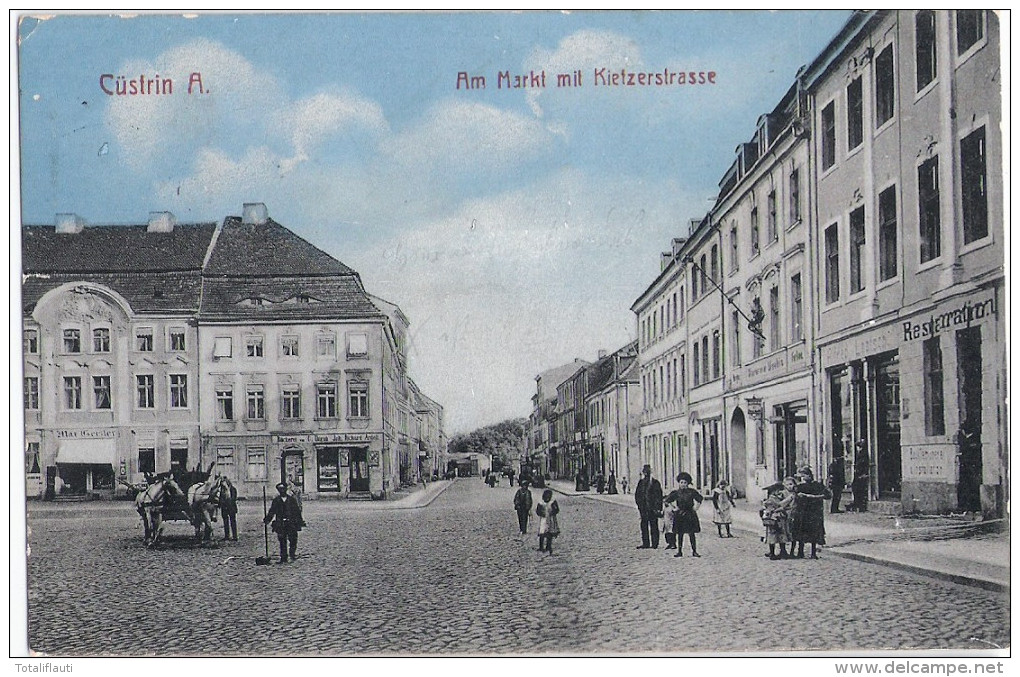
[513,483,561,554]
[661,474,737,557]
[760,466,832,560]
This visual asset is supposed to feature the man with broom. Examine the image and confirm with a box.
[264,482,305,564]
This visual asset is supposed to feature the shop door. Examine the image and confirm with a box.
[282,452,305,492]
[317,447,340,492]
[873,352,901,497]
[956,328,983,512]
[349,447,370,492]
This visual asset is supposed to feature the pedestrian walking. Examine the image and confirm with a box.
[513,481,533,534]
[263,482,305,564]
[607,471,618,495]
[596,473,606,495]
[711,479,734,538]
[850,450,869,512]
[634,464,663,549]
[792,467,831,559]
[508,468,515,487]
[536,489,560,554]
[220,476,238,541]
[668,472,703,557]
[621,476,629,494]
[762,478,796,560]
[827,452,846,513]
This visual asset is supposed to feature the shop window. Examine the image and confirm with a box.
[875,44,895,127]
[63,376,82,409]
[93,375,112,410]
[918,156,941,263]
[247,447,267,481]
[847,76,863,150]
[216,387,234,421]
[821,101,836,170]
[956,10,984,55]
[923,337,946,436]
[93,327,111,353]
[878,186,898,281]
[961,126,988,244]
[24,377,39,410]
[849,206,866,293]
[136,328,154,352]
[138,447,156,474]
[169,374,188,409]
[24,329,38,354]
[63,328,81,354]
[916,11,937,91]
[136,374,155,409]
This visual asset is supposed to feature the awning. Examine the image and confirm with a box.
[56,439,117,465]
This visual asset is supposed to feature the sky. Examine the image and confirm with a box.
[14,10,853,434]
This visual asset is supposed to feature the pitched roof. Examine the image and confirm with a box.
[22,271,205,315]
[203,217,355,276]
[199,276,382,321]
[22,223,217,273]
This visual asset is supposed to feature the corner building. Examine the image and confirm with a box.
[803,11,1004,515]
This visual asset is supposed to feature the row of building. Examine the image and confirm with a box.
[527,11,1005,516]
[22,203,446,500]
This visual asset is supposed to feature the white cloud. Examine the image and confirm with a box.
[273,90,389,172]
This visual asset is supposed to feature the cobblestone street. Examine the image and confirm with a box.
[25,479,1009,655]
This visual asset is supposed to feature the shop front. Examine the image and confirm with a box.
[53,434,118,497]
[273,431,383,498]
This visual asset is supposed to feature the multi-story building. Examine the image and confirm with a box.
[527,359,589,479]
[803,10,1004,515]
[409,379,446,480]
[23,204,444,500]
[582,341,641,486]
[555,363,588,480]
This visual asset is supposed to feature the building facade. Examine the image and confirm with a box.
[583,341,641,488]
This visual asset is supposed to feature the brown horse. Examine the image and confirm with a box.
[135,475,187,547]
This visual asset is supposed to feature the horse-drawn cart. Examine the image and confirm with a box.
[129,464,231,547]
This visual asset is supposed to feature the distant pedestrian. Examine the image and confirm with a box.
[827,452,846,513]
[508,468,515,487]
[513,482,533,534]
[792,467,831,559]
[536,489,560,554]
[219,477,238,541]
[264,482,305,564]
[668,472,703,557]
[621,476,629,494]
[762,478,796,560]
[607,472,618,495]
[634,464,663,549]
[596,473,606,494]
[711,479,734,538]
[850,450,869,512]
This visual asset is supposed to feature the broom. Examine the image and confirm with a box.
[255,486,272,565]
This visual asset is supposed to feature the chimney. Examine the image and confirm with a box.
[147,211,176,233]
[242,202,269,225]
[55,213,84,234]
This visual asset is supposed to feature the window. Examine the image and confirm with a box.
[923,337,945,436]
[918,156,941,263]
[246,385,265,420]
[136,375,155,408]
[847,77,863,150]
[678,288,685,320]
[710,245,718,282]
[93,328,111,353]
[24,329,39,354]
[136,328,153,352]
[169,328,186,352]
[789,168,801,223]
[247,447,267,481]
[63,328,81,354]
[712,330,720,380]
[282,385,302,419]
[821,101,836,170]
[26,441,41,474]
[729,226,739,273]
[790,274,803,342]
[701,336,709,384]
[93,375,111,409]
[671,293,677,327]
[750,206,760,255]
[216,387,234,421]
[138,446,156,474]
[875,44,895,127]
[961,126,988,244]
[317,382,337,418]
[317,333,336,359]
[731,311,741,367]
[691,265,700,300]
[916,10,937,91]
[64,376,82,409]
[768,286,780,351]
[825,224,840,303]
[347,333,368,357]
[767,190,777,242]
[878,186,898,281]
[849,206,866,293]
[245,336,264,358]
[699,255,708,294]
[169,374,188,408]
[216,447,235,472]
[281,335,299,358]
[693,343,701,386]
[24,377,39,410]
[956,10,984,55]
[679,355,686,397]
[213,337,232,358]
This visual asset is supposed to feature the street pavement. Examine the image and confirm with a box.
[23,478,1010,655]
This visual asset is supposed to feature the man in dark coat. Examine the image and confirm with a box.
[264,482,304,563]
[827,452,847,513]
[220,477,238,541]
[513,481,533,534]
[634,464,664,549]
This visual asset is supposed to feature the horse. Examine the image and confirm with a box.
[135,475,187,547]
[187,475,229,542]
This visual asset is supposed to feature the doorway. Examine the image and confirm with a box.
[956,327,983,512]
[282,450,305,492]
[730,409,747,496]
[873,352,901,497]
[349,447,370,492]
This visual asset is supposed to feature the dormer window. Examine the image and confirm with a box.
[238,297,270,307]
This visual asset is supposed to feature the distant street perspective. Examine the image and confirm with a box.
[26,478,1008,655]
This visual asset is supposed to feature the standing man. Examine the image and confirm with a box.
[827,451,846,514]
[264,482,305,563]
[634,464,663,549]
[220,477,238,541]
[513,481,533,534]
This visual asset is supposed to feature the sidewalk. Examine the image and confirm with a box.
[548,480,1009,593]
